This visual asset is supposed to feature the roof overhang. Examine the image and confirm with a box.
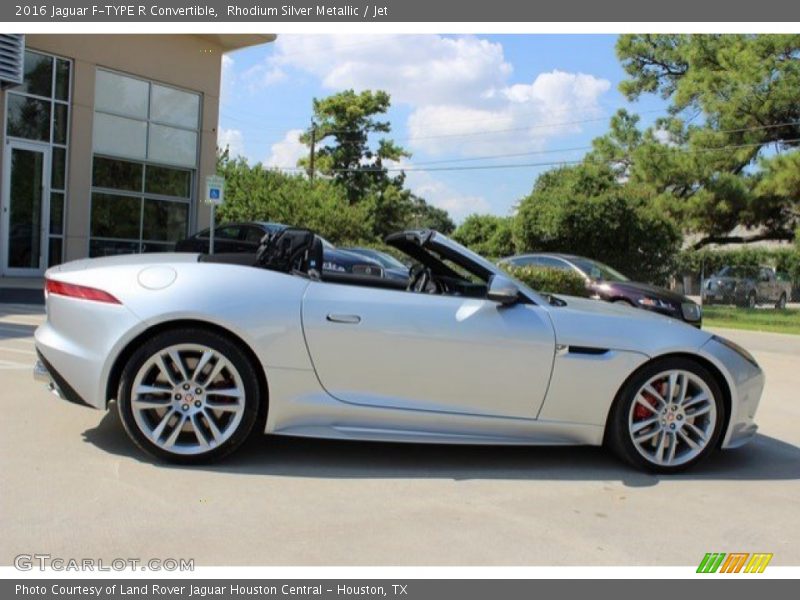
[196,34,276,52]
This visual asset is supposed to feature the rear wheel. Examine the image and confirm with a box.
[117,328,261,463]
[775,293,787,310]
[747,291,757,308]
[606,357,725,473]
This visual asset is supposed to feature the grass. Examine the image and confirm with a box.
[702,305,800,335]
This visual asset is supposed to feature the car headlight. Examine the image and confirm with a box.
[711,334,759,367]
[681,302,702,321]
[638,297,675,310]
[322,262,346,272]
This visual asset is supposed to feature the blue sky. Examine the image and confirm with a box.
[218,35,669,221]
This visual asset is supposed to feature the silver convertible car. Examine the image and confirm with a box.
[33,229,764,473]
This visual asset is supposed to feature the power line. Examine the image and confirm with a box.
[261,137,800,174]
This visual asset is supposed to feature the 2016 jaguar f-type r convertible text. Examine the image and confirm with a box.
[33,229,764,472]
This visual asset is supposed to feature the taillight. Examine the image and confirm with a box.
[45,279,121,304]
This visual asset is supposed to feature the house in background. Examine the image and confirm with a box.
[0,34,274,279]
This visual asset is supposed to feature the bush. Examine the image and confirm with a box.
[501,264,589,297]
[452,214,515,259]
[514,166,681,284]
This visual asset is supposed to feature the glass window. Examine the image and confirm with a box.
[93,112,147,160]
[53,103,69,145]
[145,165,191,198]
[216,226,241,240]
[51,147,66,190]
[244,227,267,243]
[48,237,63,268]
[92,157,143,192]
[50,192,64,235]
[89,239,140,258]
[147,124,197,167]
[21,51,52,97]
[55,59,71,101]
[150,84,200,129]
[6,94,51,141]
[90,193,141,239]
[142,199,188,242]
[94,70,149,119]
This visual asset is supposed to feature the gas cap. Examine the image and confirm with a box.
[137,266,177,290]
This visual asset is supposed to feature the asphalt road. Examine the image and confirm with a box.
[1,304,798,567]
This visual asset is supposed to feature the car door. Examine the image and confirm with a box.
[301,281,556,419]
[758,268,774,301]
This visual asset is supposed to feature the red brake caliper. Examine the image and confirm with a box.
[634,380,665,420]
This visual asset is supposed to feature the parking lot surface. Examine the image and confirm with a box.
[1,303,798,566]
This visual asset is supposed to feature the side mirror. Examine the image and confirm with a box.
[487,274,520,306]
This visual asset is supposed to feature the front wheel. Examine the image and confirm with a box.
[117,328,262,464]
[606,358,725,473]
[747,291,757,308]
[775,293,787,310]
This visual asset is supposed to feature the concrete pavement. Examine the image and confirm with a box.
[1,304,798,566]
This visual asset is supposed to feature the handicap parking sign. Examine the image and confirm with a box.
[205,175,225,206]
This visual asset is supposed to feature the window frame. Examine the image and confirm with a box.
[89,67,203,258]
[2,48,72,267]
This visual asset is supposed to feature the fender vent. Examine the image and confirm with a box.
[569,346,609,355]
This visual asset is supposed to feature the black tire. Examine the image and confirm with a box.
[747,291,757,308]
[605,357,726,474]
[775,293,787,310]
[117,328,262,464]
[612,298,635,307]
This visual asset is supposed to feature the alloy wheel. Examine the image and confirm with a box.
[627,369,717,468]
[130,343,246,456]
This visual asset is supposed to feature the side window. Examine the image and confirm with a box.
[215,226,242,240]
[243,227,266,243]
[509,256,537,267]
[536,256,570,271]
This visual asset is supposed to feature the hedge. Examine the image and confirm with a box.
[501,265,589,297]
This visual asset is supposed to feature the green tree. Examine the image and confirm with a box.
[514,163,681,283]
[452,214,515,258]
[299,90,410,204]
[216,152,372,244]
[615,34,800,245]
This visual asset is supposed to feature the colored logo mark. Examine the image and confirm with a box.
[697,552,773,573]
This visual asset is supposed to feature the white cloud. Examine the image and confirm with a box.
[266,129,307,168]
[257,34,512,105]
[218,128,245,158]
[242,62,287,90]
[407,70,611,155]
[220,55,235,105]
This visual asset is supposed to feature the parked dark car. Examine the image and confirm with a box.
[702,265,791,309]
[175,221,385,277]
[500,253,702,326]
[341,247,410,283]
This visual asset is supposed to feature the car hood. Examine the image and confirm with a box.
[598,280,692,304]
[545,295,712,356]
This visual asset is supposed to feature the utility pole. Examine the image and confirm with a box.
[309,121,316,181]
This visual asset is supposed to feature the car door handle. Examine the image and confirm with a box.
[326,314,361,324]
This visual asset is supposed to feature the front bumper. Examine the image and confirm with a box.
[701,337,765,449]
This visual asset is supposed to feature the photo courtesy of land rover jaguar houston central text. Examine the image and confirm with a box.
[33,229,764,473]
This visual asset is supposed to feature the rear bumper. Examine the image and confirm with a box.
[33,353,93,408]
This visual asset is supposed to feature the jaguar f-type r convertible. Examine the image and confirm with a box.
[33,229,764,472]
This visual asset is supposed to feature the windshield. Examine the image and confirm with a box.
[569,257,629,282]
[349,248,407,270]
[716,266,757,279]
